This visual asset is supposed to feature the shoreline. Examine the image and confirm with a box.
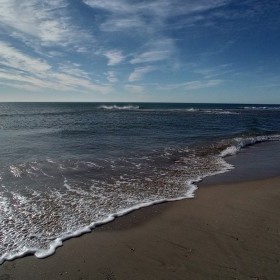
[2,177,280,279]
[1,141,280,279]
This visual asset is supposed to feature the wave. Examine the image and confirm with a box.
[142,108,238,114]
[220,134,280,157]
[172,108,238,114]
[0,133,279,265]
[98,105,140,110]
[202,109,238,115]
[243,106,280,111]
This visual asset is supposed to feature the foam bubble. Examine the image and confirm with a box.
[9,166,22,177]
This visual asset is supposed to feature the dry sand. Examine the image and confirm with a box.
[1,175,280,280]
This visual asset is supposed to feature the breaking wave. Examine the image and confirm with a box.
[98,105,140,110]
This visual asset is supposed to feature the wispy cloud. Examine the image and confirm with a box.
[130,50,171,64]
[194,64,234,79]
[84,0,231,32]
[83,0,232,72]
[0,0,233,95]
[0,0,278,102]
[158,79,223,90]
[128,66,156,82]
[0,41,111,94]
[130,37,175,65]
[104,50,125,66]
[183,79,222,90]
[106,71,118,83]
[0,0,78,46]
[125,85,145,94]
[0,42,51,73]
[100,18,145,32]
[84,0,230,23]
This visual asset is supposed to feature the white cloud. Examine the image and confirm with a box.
[130,50,171,64]
[194,64,233,78]
[106,71,118,83]
[157,79,223,91]
[183,79,222,90]
[130,38,175,65]
[84,0,231,32]
[100,18,145,32]
[128,66,156,82]
[0,0,236,98]
[0,41,111,94]
[84,0,230,18]
[0,42,51,73]
[0,0,88,48]
[48,72,111,93]
[104,50,125,66]
[83,0,134,14]
[58,62,90,79]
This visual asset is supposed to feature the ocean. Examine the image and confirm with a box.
[0,102,279,263]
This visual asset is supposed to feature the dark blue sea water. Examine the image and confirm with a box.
[0,102,279,263]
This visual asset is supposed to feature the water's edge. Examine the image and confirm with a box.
[1,136,279,265]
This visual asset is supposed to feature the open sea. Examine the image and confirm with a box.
[0,102,279,263]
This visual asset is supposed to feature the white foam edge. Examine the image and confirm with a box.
[220,134,280,158]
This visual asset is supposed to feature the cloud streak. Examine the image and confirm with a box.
[106,71,118,83]
[125,85,145,94]
[0,41,111,94]
[84,0,231,33]
[158,79,223,90]
[0,42,51,73]
[0,0,278,103]
[128,66,156,82]
[183,79,222,90]
[0,0,77,46]
[104,50,125,66]
[130,50,171,64]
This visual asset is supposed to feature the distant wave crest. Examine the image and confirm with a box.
[243,106,280,110]
[98,105,140,110]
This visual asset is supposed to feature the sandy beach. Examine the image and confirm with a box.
[1,143,280,280]
[1,179,280,279]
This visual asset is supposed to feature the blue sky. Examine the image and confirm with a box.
[0,0,279,103]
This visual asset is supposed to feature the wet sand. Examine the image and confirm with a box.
[1,143,280,280]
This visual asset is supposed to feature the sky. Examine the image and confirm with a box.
[0,0,279,103]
